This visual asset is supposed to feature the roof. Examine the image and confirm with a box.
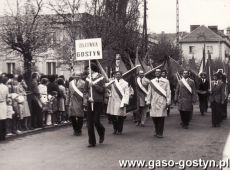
[149,32,188,44]
[180,25,226,43]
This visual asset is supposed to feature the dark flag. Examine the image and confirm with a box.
[198,45,206,75]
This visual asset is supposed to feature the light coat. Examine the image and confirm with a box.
[0,83,9,120]
[107,79,129,116]
[146,77,171,117]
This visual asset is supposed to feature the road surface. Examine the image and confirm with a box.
[0,104,230,170]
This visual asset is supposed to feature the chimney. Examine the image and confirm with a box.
[208,26,218,33]
[190,25,200,32]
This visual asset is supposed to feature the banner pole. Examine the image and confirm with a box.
[89,60,94,111]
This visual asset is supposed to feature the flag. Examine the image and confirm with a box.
[206,51,213,90]
[96,60,109,82]
[198,45,206,75]
[128,55,135,69]
[121,65,140,112]
[135,47,149,72]
[119,58,128,73]
[165,56,184,87]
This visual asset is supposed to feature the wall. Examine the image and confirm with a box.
[181,42,230,63]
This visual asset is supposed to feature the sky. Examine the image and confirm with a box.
[1,0,230,34]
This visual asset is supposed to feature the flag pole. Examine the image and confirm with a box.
[208,52,212,91]
[89,60,94,111]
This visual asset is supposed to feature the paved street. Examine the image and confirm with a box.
[0,104,230,170]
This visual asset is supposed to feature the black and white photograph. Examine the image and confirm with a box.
[0,0,230,169]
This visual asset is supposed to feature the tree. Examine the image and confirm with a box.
[82,0,141,67]
[0,0,50,88]
[148,33,182,66]
[48,0,85,72]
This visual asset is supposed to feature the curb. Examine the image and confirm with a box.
[5,123,71,141]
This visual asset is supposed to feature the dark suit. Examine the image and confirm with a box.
[175,78,196,127]
[197,78,209,115]
[84,73,105,146]
[210,80,225,127]
[30,79,43,128]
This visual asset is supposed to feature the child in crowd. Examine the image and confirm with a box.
[50,91,58,125]
[57,78,66,124]
[6,98,15,136]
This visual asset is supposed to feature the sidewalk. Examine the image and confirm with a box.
[5,122,71,140]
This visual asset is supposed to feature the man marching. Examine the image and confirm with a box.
[210,72,225,127]
[68,72,88,136]
[146,69,171,138]
[106,71,129,135]
[84,63,105,147]
[175,70,196,129]
[197,72,209,116]
[136,70,150,127]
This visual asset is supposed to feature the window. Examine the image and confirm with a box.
[189,46,195,54]
[46,62,56,75]
[207,46,213,54]
[7,63,15,74]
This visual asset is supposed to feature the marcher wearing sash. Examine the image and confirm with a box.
[69,72,88,136]
[135,70,150,126]
[107,71,129,135]
[84,64,105,147]
[210,72,225,127]
[146,69,171,138]
[197,72,209,116]
[161,70,171,116]
[175,70,196,129]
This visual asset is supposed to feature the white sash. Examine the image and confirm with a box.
[105,80,115,87]
[137,77,148,95]
[86,76,104,85]
[150,79,167,98]
[114,79,125,97]
[70,80,83,98]
[181,78,192,94]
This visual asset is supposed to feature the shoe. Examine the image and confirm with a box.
[113,130,117,135]
[88,144,96,147]
[6,133,13,136]
[140,124,145,127]
[16,130,22,134]
[117,132,122,135]
[136,122,140,126]
[183,125,189,129]
[99,132,105,144]
[74,132,82,136]
[156,135,163,138]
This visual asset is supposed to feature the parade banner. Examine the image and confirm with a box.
[75,38,103,111]
[75,38,102,61]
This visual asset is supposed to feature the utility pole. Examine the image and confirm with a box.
[176,0,179,47]
[142,0,148,59]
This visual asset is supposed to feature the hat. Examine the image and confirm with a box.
[155,68,161,72]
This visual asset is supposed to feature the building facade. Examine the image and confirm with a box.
[0,14,88,79]
[180,25,230,63]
